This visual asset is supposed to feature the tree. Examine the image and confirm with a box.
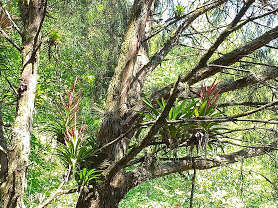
[74,0,278,207]
[0,0,47,207]
[1,0,278,207]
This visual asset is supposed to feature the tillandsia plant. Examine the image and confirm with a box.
[187,80,225,154]
[77,168,100,186]
[54,77,99,186]
[142,80,224,155]
[52,78,92,169]
[198,79,220,116]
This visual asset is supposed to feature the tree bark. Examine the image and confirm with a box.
[1,1,45,207]
[76,172,136,208]
[77,0,154,207]
[0,100,8,189]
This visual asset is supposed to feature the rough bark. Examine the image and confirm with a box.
[76,173,136,208]
[0,1,45,207]
[0,100,8,188]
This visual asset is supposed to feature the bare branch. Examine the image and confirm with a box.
[218,102,268,107]
[227,166,278,191]
[37,166,73,208]
[184,23,278,85]
[189,159,196,208]
[0,27,21,51]
[130,138,278,179]
[195,0,255,69]
[4,77,18,96]
[2,6,22,35]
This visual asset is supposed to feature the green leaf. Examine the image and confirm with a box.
[199,100,208,116]
[142,97,159,116]
[194,107,199,117]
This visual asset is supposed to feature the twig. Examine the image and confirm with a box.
[219,140,278,151]
[4,77,18,96]
[189,158,196,208]
[2,6,22,35]
[238,60,278,68]
[208,64,251,73]
[227,166,278,191]
[0,27,21,51]
[37,166,73,208]
[218,102,268,107]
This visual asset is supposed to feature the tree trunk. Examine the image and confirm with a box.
[0,100,8,189]
[76,172,136,208]
[1,1,44,207]
[76,186,125,208]
[76,0,154,207]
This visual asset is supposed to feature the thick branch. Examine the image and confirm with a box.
[130,138,278,179]
[184,24,278,85]
[104,77,182,182]
[218,66,278,93]
[129,0,226,92]
[194,0,254,69]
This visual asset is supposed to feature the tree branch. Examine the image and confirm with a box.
[129,0,226,92]
[104,76,182,182]
[0,27,21,51]
[130,138,278,180]
[37,166,73,208]
[218,101,268,107]
[152,59,278,105]
[194,0,255,70]
[2,6,22,35]
[184,23,278,85]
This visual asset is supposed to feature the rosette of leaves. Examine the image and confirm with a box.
[142,80,225,155]
[142,97,198,148]
[77,168,100,186]
[186,80,225,154]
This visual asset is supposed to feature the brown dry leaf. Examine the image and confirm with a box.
[0,9,12,30]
